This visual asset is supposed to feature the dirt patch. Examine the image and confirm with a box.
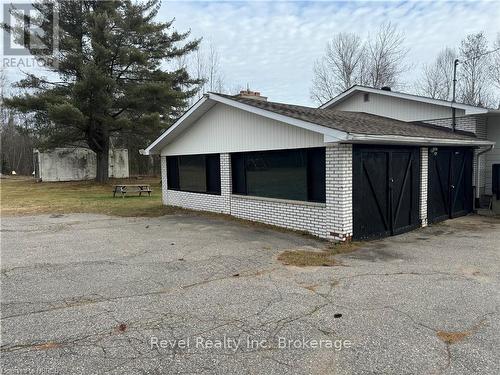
[278,241,361,267]
[33,341,61,350]
[278,250,336,267]
[326,241,361,255]
[303,284,320,292]
[437,319,485,345]
[436,331,471,345]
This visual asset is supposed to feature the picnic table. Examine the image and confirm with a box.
[113,184,152,198]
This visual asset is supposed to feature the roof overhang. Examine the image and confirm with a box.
[143,93,349,155]
[343,133,495,147]
[320,86,489,115]
[143,91,494,155]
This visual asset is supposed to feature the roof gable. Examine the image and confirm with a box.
[144,94,348,155]
[144,92,493,155]
[320,85,489,115]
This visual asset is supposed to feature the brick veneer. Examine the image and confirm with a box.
[425,115,481,134]
[161,145,353,240]
[327,144,353,241]
[420,147,428,227]
[160,155,229,214]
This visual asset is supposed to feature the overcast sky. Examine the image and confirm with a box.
[158,0,500,106]
[3,1,499,106]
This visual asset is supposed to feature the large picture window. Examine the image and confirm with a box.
[231,148,326,203]
[166,154,221,194]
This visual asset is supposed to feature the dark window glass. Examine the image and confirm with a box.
[231,148,325,202]
[307,148,326,202]
[179,155,206,192]
[206,154,221,194]
[246,150,307,201]
[232,153,247,195]
[493,164,500,200]
[166,154,221,194]
[167,157,179,190]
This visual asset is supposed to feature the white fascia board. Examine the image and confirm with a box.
[344,133,495,147]
[319,88,356,109]
[320,86,489,115]
[208,93,348,143]
[143,96,210,155]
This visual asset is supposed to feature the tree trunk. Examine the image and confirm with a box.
[95,144,109,183]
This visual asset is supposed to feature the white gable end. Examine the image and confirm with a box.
[161,103,325,156]
[331,91,466,122]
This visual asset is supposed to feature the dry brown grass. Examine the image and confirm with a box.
[277,241,360,267]
[278,250,337,267]
[0,176,179,217]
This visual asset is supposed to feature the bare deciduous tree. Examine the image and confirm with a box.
[1,69,34,175]
[184,43,227,105]
[416,48,457,100]
[310,33,365,104]
[310,22,408,105]
[365,22,409,89]
[490,34,500,96]
[458,32,493,107]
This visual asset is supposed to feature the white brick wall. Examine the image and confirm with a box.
[162,154,230,214]
[425,115,480,134]
[161,156,168,205]
[327,144,353,241]
[220,153,231,214]
[161,146,354,240]
[420,147,428,227]
[231,195,328,237]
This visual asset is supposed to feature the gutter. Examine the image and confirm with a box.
[344,133,495,147]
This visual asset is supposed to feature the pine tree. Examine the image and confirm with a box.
[3,0,201,182]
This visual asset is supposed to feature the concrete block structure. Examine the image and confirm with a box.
[34,148,129,182]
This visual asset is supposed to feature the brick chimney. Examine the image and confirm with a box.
[237,89,267,101]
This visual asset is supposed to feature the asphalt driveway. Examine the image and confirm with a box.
[1,213,499,374]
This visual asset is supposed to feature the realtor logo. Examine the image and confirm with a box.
[2,2,59,67]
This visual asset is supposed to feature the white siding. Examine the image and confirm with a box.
[485,117,500,195]
[332,92,466,122]
[161,103,324,156]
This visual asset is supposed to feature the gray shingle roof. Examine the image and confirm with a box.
[214,93,479,141]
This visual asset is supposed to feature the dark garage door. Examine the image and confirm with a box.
[353,145,421,240]
[428,147,473,224]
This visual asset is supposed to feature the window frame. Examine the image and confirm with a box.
[166,154,221,195]
[231,147,326,203]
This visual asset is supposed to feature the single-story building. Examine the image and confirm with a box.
[321,85,500,213]
[34,148,129,182]
[144,90,494,241]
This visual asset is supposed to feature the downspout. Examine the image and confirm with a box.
[474,144,494,207]
[451,58,459,132]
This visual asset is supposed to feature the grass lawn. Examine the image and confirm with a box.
[0,176,180,217]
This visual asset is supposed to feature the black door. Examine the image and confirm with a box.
[353,145,420,240]
[428,147,473,224]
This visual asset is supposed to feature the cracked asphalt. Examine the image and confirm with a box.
[1,213,499,374]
